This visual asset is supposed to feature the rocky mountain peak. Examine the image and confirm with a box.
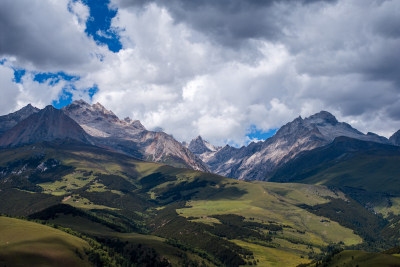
[123,117,146,130]
[197,110,389,181]
[390,130,400,146]
[63,100,121,126]
[305,110,338,125]
[275,111,386,144]
[131,120,146,130]
[0,104,40,136]
[92,102,117,117]
[61,101,205,171]
[0,105,91,147]
[22,103,38,112]
[71,99,90,107]
[188,135,218,155]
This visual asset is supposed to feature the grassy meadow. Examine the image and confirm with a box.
[0,141,394,266]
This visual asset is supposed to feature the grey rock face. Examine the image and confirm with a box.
[194,111,389,180]
[0,104,39,136]
[0,105,92,147]
[188,136,219,154]
[389,130,400,146]
[62,100,209,172]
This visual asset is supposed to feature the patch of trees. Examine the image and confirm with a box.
[298,198,389,249]
[96,174,137,193]
[149,204,253,266]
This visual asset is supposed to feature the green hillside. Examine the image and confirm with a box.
[0,140,392,266]
[270,137,400,209]
[307,249,400,267]
[0,216,91,266]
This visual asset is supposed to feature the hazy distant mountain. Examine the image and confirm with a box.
[62,100,209,172]
[0,105,91,147]
[191,111,389,180]
[0,104,39,136]
[390,130,400,146]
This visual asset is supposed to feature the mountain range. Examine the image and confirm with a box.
[62,100,209,172]
[1,101,399,182]
[1,101,400,266]
[0,100,208,172]
[188,111,397,180]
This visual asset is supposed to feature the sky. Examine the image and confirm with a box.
[0,0,399,146]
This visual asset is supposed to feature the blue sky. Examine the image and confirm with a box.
[80,0,122,52]
[247,127,278,143]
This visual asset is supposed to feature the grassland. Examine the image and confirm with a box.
[310,250,400,267]
[0,216,90,266]
[175,179,361,265]
[0,142,380,266]
[44,213,213,266]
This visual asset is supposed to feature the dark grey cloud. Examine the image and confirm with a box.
[288,0,400,101]
[114,0,337,47]
[115,0,400,89]
[0,0,97,69]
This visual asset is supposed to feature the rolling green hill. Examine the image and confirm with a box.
[0,140,393,266]
[307,249,400,267]
[0,216,91,266]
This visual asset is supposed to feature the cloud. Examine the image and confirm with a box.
[1,0,400,146]
[85,0,400,144]
[0,0,100,70]
[0,64,20,114]
[287,0,400,86]
[112,0,336,44]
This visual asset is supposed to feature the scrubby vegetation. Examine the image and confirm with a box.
[0,141,398,266]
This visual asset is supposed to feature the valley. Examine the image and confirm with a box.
[0,103,400,266]
[0,140,396,266]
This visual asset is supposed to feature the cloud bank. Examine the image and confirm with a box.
[0,0,399,145]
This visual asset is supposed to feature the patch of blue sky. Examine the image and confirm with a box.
[78,0,122,52]
[10,69,97,109]
[13,69,26,83]
[52,84,99,109]
[33,72,78,84]
[52,88,73,109]
[246,125,277,144]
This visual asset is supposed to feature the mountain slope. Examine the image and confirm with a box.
[269,136,400,190]
[62,100,209,172]
[269,136,400,210]
[194,111,388,180]
[0,105,92,148]
[0,141,370,266]
[389,129,400,145]
[0,104,39,136]
[0,216,91,267]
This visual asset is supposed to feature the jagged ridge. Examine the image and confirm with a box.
[0,104,39,136]
[189,111,390,180]
[0,105,92,147]
[62,100,209,172]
